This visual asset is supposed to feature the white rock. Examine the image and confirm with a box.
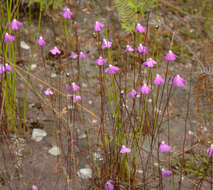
[79,133,86,139]
[93,152,103,161]
[31,64,37,70]
[31,128,47,142]
[82,83,87,88]
[20,41,30,50]
[51,73,57,78]
[77,168,92,179]
[48,146,60,156]
[88,100,93,105]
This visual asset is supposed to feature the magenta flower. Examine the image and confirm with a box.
[4,33,15,42]
[104,180,114,190]
[164,50,177,61]
[36,36,46,46]
[125,45,134,52]
[73,95,81,103]
[8,19,23,30]
[32,185,39,190]
[143,58,157,67]
[62,7,72,19]
[94,21,105,32]
[0,64,13,75]
[44,88,54,96]
[161,169,172,178]
[120,145,131,153]
[102,39,112,49]
[105,65,120,74]
[172,75,185,87]
[66,82,80,91]
[79,52,88,59]
[50,47,61,55]
[159,141,172,152]
[5,64,13,71]
[0,63,13,75]
[207,144,213,156]
[137,44,147,55]
[128,89,138,98]
[140,84,152,94]
[135,23,146,33]
[154,74,165,85]
[69,52,78,59]
[95,57,107,66]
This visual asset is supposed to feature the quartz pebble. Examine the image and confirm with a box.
[31,128,47,142]
[21,41,30,50]
[48,146,60,156]
[77,168,92,179]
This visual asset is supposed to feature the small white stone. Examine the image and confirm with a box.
[93,152,103,161]
[48,146,60,156]
[31,128,47,142]
[88,100,93,105]
[77,168,92,179]
[79,133,86,139]
[137,169,143,174]
[51,73,57,78]
[31,64,37,70]
[82,83,87,88]
[21,41,30,50]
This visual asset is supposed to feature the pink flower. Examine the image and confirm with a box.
[159,141,172,152]
[36,36,46,46]
[137,44,147,55]
[0,64,13,74]
[125,45,134,52]
[79,52,88,59]
[50,46,61,55]
[95,57,107,66]
[164,50,177,61]
[4,33,15,42]
[73,95,81,103]
[104,180,114,190]
[120,145,131,153]
[105,65,120,74]
[32,185,39,190]
[66,82,80,91]
[143,58,157,67]
[94,21,105,32]
[140,84,152,94]
[154,74,165,85]
[135,23,146,33]
[128,89,138,98]
[44,88,54,96]
[5,64,13,71]
[8,19,23,30]
[161,169,172,178]
[207,144,213,156]
[172,75,185,87]
[69,52,78,59]
[62,7,72,19]
[102,39,112,49]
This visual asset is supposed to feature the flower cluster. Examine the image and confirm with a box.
[36,36,46,46]
[66,82,80,92]
[105,65,120,74]
[62,7,72,19]
[44,88,54,96]
[0,64,13,75]
[69,52,88,60]
[94,21,105,32]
